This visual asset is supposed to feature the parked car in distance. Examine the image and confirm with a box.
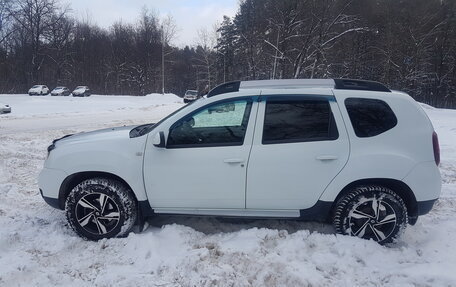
[183,90,199,103]
[28,85,49,96]
[72,86,91,97]
[0,102,11,114]
[51,86,71,96]
[39,79,441,244]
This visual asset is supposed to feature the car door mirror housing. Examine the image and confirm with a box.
[153,131,166,148]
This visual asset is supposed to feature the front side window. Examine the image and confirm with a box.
[167,99,252,148]
[345,98,397,137]
[262,98,338,144]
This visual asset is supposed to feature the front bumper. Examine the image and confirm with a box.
[40,189,60,209]
[38,167,68,209]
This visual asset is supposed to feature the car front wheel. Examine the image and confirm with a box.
[333,185,408,244]
[65,177,138,240]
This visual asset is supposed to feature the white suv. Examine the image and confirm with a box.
[39,79,441,243]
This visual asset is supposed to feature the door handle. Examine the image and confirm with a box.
[223,158,244,164]
[316,155,338,161]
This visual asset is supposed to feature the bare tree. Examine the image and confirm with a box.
[9,0,68,82]
[0,0,15,45]
[194,28,216,91]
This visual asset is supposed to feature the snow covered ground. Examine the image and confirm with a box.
[0,94,455,286]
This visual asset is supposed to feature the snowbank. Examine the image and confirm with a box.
[0,93,182,118]
[1,96,456,286]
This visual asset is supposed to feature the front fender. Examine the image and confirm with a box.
[45,135,148,201]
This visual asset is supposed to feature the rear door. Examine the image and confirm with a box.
[246,93,349,209]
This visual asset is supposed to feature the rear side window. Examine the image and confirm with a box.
[345,98,397,137]
[262,99,338,144]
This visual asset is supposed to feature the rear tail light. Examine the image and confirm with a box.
[432,131,440,166]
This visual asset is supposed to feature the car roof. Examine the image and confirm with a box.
[207,79,391,98]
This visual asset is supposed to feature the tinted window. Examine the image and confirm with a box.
[262,99,338,144]
[167,99,252,148]
[345,98,397,137]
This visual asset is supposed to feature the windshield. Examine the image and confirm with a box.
[32,85,40,88]
[186,90,198,96]
[54,87,64,90]
[75,86,85,89]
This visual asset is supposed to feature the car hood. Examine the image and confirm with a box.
[52,89,63,93]
[55,125,137,146]
[73,88,86,93]
[29,87,42,92]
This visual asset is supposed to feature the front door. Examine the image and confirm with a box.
[144,98,257,209]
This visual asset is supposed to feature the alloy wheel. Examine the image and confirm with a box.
[75,192,121,235]
[348,197,397,242]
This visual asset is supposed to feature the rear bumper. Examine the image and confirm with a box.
[416,199,438,216]
[403,161,442,202]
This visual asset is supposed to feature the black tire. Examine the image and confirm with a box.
[333,185,408,244]
[65,177,138,240]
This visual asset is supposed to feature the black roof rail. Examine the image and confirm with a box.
[333,79,391,92]
[207,81,241,97]
[206,78,391,98]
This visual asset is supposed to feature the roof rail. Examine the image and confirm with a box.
[206,81,240,98]
[333,79,391,92]
[206,78,390,97]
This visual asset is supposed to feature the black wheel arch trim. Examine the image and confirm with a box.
[58,171,139,210]
[332,178,419,219]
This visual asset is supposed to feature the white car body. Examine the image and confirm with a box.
[39,79,441,238]
[51,86,71,96]
[0,102,11,114]
[72,86,90,97]
[28,85,49,95]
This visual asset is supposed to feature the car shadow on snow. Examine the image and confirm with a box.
[147,215,335,236]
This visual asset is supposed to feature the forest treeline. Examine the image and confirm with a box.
[1,0,455,107]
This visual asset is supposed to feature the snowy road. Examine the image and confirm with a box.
[1,94,456,286]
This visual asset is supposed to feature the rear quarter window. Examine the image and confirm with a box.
[345,98,397,137]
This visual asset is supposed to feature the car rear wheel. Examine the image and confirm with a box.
[65,177,138,240]
[333,185,408,244]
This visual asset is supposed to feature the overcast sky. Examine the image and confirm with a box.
[68,0,238,47]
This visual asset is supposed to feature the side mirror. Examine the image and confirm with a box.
[153,131,166,148]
